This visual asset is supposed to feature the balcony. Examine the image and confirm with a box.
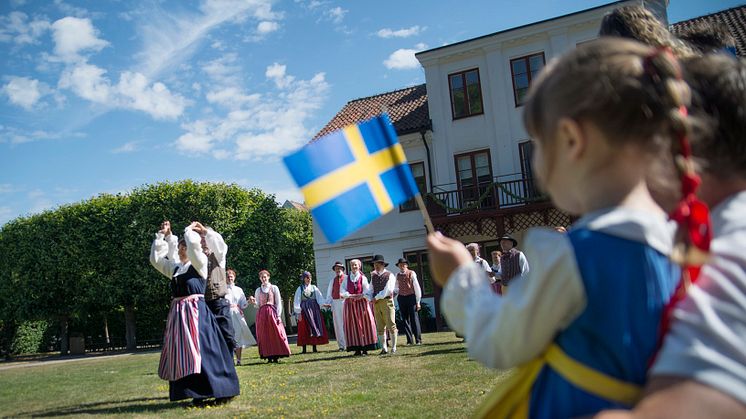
[425,174,549,219]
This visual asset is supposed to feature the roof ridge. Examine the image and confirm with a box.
[671,4,746,27]
[346,83,426,105]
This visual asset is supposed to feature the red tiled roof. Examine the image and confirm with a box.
[313,84,430,140]
[670,5,746,56]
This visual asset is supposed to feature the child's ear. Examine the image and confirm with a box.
[556,117,586,160]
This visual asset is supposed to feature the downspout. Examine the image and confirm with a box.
[420,119,434,193]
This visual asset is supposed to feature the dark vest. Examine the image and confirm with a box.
[204,252,227,301]
[371,271,391,296]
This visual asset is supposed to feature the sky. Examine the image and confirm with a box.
[0,0,742,226]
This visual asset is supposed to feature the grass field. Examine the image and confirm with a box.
[0,332,511,418]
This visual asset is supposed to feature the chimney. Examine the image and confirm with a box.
[640,0,670,25]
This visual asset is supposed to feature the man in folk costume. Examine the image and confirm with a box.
[371,254,398,355]
[190,221,235,354]
[494,235,529,292]
[394,258,422,345]
[325,261,347,351]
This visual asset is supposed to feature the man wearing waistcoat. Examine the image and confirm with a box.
[190,221,235,354]
[325,261,347,351]
[494,235,529,291]
[395,258,422,345]
[371,254,398,355]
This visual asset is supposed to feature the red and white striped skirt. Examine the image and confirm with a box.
[343,297,378,349]
[158,294,202,381]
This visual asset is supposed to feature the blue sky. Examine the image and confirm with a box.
[0,0,741,226]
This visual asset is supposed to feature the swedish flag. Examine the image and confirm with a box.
[283,114,419,243]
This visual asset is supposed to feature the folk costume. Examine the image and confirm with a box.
[325,262,347,351]
[202,228,236,354]
[494,235,530,293]
[150,228,240,403]
[225,282,256,350]
[293,276,330,352]
[341,270,378,355]
[254,283,291,362]
[652,191,746,405]
[394,258,422,345]
[371,255,398,354]
[442,208,679,418]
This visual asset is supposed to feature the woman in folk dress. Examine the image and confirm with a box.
[253,270,291,363]
[225,268,256,366]
[293,271,330,353]
[341,259,378,356]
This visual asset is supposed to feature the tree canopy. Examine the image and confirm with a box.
[0,181,314,355]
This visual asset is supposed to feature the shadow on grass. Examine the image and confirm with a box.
[19,396,184,417]
[404,347,467,357]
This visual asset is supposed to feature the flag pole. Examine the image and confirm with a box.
[415,193,435,234]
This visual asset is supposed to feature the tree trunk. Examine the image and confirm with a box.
[124,306,136,351]
[103,314,110,345]
[59,314,69,355]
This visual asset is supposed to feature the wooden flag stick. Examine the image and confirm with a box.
[414,193,435,234]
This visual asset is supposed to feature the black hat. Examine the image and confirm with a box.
[331,261,345,271]
[372,254,388,266]
[498,235,518,247]
[395,258,408,267]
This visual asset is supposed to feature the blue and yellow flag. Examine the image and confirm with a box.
[283,114,419,243]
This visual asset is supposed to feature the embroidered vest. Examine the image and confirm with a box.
[347,274,363,294]
[331,274,344,299]
[258,286,275,306]
[396,271,415,296]
[371,271,390,296]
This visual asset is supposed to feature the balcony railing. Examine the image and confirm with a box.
[425,174,547,217]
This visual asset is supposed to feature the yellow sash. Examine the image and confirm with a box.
[473,344,643,419]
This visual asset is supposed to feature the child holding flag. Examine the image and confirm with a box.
[427,38,700,417]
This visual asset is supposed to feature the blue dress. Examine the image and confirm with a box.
[168,266,240,401]
[528,228,680,418]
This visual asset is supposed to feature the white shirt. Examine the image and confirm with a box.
[340,271,372,301]
[651,190,746,404]
[225,284,248,313]
[149,228,208,279]
[293,284,325,314]
[325,274,345,303]
[394,270,422,305]
[372,269,396,300]
[255,284,283,320]
[203,227,227,269]
[441,207,673,369]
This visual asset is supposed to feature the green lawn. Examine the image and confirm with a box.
[0,332,511,418]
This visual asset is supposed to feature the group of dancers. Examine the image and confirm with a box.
[148,220,424,405]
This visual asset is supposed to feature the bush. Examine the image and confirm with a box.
[10,320,53,355]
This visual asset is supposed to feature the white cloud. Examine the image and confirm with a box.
[176,63,329,160]
[54,0,91,18]
[115,71,186,120]
[0,126,68,144]
[265,63,295,89]
[376,25,424,39]
[257,20,279,34]
[0,12,51,45]
[383,43,427,70]
[325,6,347,24]
[51,17,108,62]
[201,53,242,85]
[135,0,282,79]
[112,141,140,153]
[2,76,49,110]
[58,62,111,103]
[58,63,187,119]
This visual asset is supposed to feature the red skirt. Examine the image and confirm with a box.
[255,305,291,359]
[297,312,329,346]
[343,297,378,351]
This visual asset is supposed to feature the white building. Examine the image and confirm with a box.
[312,0,668,328]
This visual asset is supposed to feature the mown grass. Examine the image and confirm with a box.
[0,332,511,418]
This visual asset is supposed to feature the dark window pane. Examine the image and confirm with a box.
[516,87,528,105]
[529,54,545,70]
[452,87,466,118]
[449,74,463,89]
[467,84,482,114]
[465,70,480,86]
[512,59,527,75]
[514,73,529,89]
